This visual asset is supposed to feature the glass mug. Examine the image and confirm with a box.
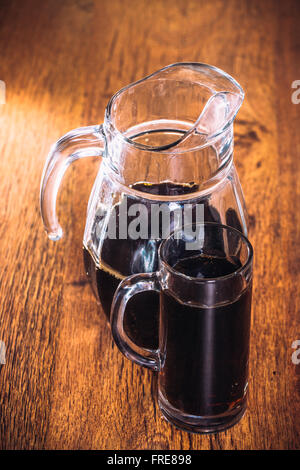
[111,223,253,433]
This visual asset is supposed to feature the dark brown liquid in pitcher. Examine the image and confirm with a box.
[160,255,252,416]
[83,181,243,350]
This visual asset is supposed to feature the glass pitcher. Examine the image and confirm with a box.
[40,63,247,351]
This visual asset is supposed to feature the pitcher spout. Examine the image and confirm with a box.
[106,62,244,153]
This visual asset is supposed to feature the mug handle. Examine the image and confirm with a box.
[110,272,161,371]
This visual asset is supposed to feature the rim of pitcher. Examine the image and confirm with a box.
[104,62,244,154]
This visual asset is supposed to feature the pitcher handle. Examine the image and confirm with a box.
[111,272,161,371]
[40,124,105,241]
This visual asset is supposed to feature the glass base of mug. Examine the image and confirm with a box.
[158,390,247,434]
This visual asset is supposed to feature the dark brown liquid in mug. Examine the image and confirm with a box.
[83,182,244,350]
[160,255,252,416]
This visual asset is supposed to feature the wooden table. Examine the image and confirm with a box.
[0,0,299,450]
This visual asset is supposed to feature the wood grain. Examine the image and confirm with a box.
[0,0,299,450]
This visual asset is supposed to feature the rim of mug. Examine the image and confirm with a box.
[104,62,244,154]
[158,222,253,283]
